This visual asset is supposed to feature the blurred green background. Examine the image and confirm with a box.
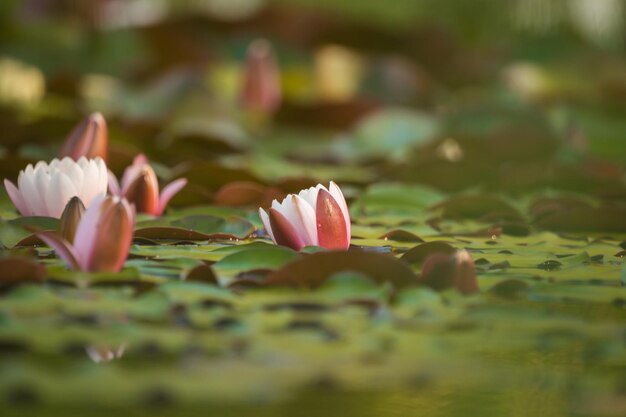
[0,1,625,416]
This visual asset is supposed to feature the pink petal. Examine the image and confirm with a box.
[4,179,28,216]
[59,112,108,162]
[73,194,109,265]
[108,170,121,196]
[270,196,315,246]
[133,154,149,166]
[82,197,134,272]
[120,154,148,193]
[36,231,81,270]
[157,178,187,216]
[328,181,351,241]
[269,208,305,250]
[315,189,349,250]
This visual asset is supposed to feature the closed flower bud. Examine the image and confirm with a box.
[259,182,351,251]
[57,196,85,243]
[109,154,187,217]
[59,112,108,162]
[37,195,135,273]
[242,39,281,115]
[418,249,478,294]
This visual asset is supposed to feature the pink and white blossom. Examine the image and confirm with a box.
[259,182,351,251]
[37,195,135,273]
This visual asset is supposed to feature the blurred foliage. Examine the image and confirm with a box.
[0,0,625,416]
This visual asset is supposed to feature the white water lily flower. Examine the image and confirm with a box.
[4,157,108,218]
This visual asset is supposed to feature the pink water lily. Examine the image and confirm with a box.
[259,182,351,251]
[3,157,108,218]
[109,154,187,217]
[37,195,135,273]
[59,112,108,162]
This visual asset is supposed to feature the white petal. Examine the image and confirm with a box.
[297,184,326,210]
[271,198,285,212]
[78,159,98,205]
[67,163,84,198]
[34,160,48,171]
[291,195,318,245]
[18,168,44,216]
[268,194,318,246]
[259,208,275,243]
[34,168,52,216]
[46,173,77,218]
[95,158,109,195]
[76,156,89,169]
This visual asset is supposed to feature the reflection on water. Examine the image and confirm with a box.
[0,385,582,417]
[85,344,126,363]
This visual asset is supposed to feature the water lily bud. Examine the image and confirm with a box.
[259,182,351,251]
[3,157,108,218]
[57,196,85,243]
[419,249,478,294]
[242,39,281,114]
[109,154,187,217]
[59,112,108,162]
[37,195,135,273]
[123,165,160,215]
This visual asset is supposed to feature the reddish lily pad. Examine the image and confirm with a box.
[432,194,523,222]
[266,250,417,289]
[400,241,457,264]
[379,229,424,243]
[214,181,283,207]
[533,205,626,233]
[135,215,256,240]
[0,258,46,287]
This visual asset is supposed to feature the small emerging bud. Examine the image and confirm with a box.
[109,154,187,217]
[57,196,85,243]
[241,39,281,115]
[418,249,478,294]
[59,112,108,162]
[124,165,160,215]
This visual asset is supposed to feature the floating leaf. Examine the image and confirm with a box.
[214,245,298,274]
[266,250,417,289]
[400,241,456,264]
[0,258,46,288]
